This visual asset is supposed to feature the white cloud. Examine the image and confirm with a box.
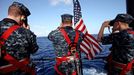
[49,0,72,6]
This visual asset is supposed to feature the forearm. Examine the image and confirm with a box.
[97,21,110,42]
[97,25,105,42]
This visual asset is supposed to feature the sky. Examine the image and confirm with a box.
[0,0,126,37]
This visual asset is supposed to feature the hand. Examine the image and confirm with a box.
[102,21,111,28]
[97,21,110,42]
[22,23,30,29]
[25,25,30,29]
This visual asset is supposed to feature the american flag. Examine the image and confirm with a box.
[73,0,102,59]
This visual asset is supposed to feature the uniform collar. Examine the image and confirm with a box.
[63,26,73,29]
[59,26,73,30]
[3,18,19,25]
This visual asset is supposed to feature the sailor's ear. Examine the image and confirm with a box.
[21,17,25,21]
[20,15,26,21]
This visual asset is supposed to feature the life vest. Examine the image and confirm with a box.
[0,25,35,75]
[107,29,134,75]
[54,28,81,75]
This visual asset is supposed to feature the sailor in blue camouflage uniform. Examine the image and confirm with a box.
[97,14,134,75]
[0,2,38,75]
[48,14,84,75]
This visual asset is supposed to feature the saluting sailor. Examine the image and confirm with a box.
[48,14,84,75]
[98,14,134,75]
[0,2,38,75]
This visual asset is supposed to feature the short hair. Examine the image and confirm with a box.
[8,5,23,17]
[8,2,31,17]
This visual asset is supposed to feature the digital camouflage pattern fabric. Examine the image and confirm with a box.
[0,18,38,75]
[102,29,134,75]
[48,26,84,75]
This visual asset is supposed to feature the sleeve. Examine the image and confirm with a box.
[26,30,39,54]
[101,35,113,45]
[79,31,84,42]
[76,30,84,46]
[48,29,58,42]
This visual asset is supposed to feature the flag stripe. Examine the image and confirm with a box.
[86,33,100,46]
[81,24,86,33]
[84,37,97,55]
[89,43,95,57]
[80,43,93,58]
[73,0,102,59]
[93,45,101,53]
[83,39,96,57]
[86,34,102,52]
[80,45,91,60]
[86,33,102,51]
[75,19,83,30]
[85,36,101,54]
[75,19,87,34]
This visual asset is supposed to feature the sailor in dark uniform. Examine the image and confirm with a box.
[48,14,84,75]
[98,14,134,75]
[0,2,38,75]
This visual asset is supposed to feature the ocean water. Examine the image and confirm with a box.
[31,36,111,75]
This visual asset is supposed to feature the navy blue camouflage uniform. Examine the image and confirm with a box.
[48,26,83,74]
[0,18,39,75]
[102,29,134,75]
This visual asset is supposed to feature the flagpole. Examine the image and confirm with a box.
[73,0,83,75]
[73,0,75,27]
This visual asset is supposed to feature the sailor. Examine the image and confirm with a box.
[48,14,84,75]
[0,2,38,75]
[97,14,134,75]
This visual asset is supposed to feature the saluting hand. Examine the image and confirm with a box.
[102,21,111,28]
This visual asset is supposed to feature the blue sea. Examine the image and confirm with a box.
[31,36,111,75]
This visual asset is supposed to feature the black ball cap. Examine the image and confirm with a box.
[11,2,31,16]
[61,14,73,22]
[109,14,134,26]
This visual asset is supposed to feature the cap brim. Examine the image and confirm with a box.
[109,20,115,26]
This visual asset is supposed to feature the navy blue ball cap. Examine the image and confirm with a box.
[11,2,31,16]
[109,14,134,26]
[61,14,73,22]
